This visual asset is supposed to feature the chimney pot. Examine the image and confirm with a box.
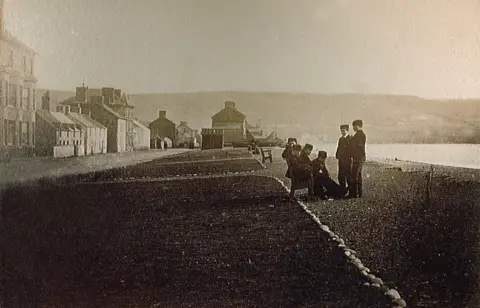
[159,110,166,118]
[225,101,235,109]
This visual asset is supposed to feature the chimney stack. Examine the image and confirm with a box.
[159,110,166,118]
[76,85,88,102]
[42,91,51,111]
[180,121,187,126]
[225,101,235,109]
[102,87,114,104]
[70,105,82,114]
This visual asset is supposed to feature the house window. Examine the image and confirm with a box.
[22,122,29,145]
[3,120,7,145]
[22,56,27,73]
[22,87,28,109]
[19,121,22,145]
[27,88,31,110]
[8,51,13,67]
[32,124,35,145]
[32,88,36,109]
[7,120,16,145]
[5,81,8,106]
[19,85,23,109]
[8,83,17,107]
[0,79,3,105]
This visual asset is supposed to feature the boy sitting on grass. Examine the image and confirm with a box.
[312,151,347,200]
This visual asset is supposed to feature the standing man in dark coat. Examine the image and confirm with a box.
[282,138,297,160]
[335,124,352,190]
[347,120,366,198]
[282,138,297,178]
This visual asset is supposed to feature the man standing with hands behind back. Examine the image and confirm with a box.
[335,124,351,191]
[348,120,366,198]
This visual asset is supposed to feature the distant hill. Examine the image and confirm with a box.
[38,89,480,143]
[129,91,480,144]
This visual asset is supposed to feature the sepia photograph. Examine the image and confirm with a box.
[1,0,480,307]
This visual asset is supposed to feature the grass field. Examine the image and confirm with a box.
[0,151,391,307]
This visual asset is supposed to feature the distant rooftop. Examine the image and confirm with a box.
[37,110,75,128]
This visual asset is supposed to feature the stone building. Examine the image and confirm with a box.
[149,110,176,149]
[0,0,37,160]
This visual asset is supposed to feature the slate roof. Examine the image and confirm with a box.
[211,106,246,120]
[99,104,126,119]
[37,110,76,128]
[68,112,106,129]
[132,119,149,130]
[150,116,176,127]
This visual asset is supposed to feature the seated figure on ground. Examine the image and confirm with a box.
[312,150,347,200]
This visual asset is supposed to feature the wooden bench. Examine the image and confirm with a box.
[260,148,272,163]
[286,159,314,200]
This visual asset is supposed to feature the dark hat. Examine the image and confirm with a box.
[317,150,327,158]
[340,124,349,130]
[352,119,363,127]
[303,143,313,151]
[293,144,302,151]
[287,137,297,144]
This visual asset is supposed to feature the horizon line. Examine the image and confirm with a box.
[34,88,480,101]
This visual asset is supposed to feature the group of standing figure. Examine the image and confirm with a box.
[282,119,367,200]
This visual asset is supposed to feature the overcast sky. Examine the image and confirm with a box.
[5,0,480,98]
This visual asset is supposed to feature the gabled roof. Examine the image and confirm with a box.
[177,122,194,131]
[68,112,106,129]
[150,116,176,127]
[122,93,135,107]
[140,120,151,127]
[246,122,257,129]
[36,110,76,129]
[100,103,126,119]
[249,129,276,141]
[211,106,246,120]
[132,119,149,130]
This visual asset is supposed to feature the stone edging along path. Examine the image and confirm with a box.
[268,175,407,308]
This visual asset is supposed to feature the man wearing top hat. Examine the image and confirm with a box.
[347,119,366,198]
[335,124,352,190]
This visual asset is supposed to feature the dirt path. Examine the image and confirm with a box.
[0,149,192,188]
